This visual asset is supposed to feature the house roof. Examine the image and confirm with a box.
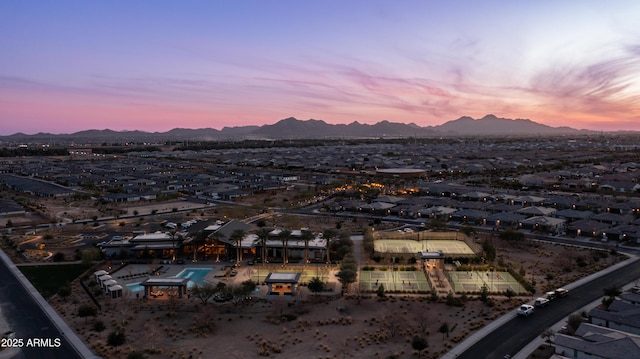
[210,219,252,242]
[589,302,640,330]
[516,206,557,216]
[555,323,640,359]
[555,209,593,220]
[520,216,565,227]
[567,220,610,231]
[139,277,191,287]
[452,209,490,219]
[486,212,527,223]
[264,272,301,283]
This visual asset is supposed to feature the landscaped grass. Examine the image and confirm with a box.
[18,263,93,299]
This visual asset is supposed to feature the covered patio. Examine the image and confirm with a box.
[264,272,301,296]
[139,277,190,299]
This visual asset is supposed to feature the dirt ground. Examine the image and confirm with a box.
[51,235,625,359]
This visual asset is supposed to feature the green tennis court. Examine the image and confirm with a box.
[446,270,527,294]
[359,270,430,292]
[374,239,475,256]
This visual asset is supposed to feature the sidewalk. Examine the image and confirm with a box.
[442,253,639,359]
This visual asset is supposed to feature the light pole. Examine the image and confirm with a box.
[490,266,494,293]
[392,256,396,291]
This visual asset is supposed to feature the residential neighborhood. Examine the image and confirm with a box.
[1,134,640,359]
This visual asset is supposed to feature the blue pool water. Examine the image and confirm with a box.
[125,268,213,292]
[172,268,213,288]
[126,282,144,292]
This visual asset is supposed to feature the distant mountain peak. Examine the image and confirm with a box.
[479,114,498,120]
[0,114,590,141]
[435,114,584,136]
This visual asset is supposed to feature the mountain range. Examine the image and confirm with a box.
[0,115,591,144]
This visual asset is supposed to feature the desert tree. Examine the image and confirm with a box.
[336,252,358,293]
[191,283,221,305]
[411,335,428,356]
[307,277,325,293]
[381,313,405,339]
[77,304,98,324]
[223,280,256,306]
[438,322,450,340]
[107,330,126,353]
[192,305,217,335]
[566,313,587,335]
[92,320,106,337]
[414,310,429,335]
[57,282,72,299]
[603,284,621,307]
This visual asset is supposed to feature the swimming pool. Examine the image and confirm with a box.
[172,268,213,288]
[126,282,144,292]
[125,267,213,293]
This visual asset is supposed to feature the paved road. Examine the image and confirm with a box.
[456,259,640,359]
[0,259,82,359]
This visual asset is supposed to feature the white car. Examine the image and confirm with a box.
[517,304,534,317]
[534,297,550,307]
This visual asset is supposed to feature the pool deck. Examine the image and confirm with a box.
[112,262,243,294]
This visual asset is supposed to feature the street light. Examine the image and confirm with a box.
[392,256,396,291]
[490,266,494,292]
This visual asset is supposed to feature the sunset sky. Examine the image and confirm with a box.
[1,1,639,135]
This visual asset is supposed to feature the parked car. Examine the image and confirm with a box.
[517,304,534,317]
[555,288,569,297]
[534,297,550,307]
[545,291,556,300]
[213,293,232,302]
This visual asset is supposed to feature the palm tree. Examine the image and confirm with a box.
[230,229,245,265]
[300,229,314,264]
[255,228,271,265]
[323,229,337,264]
[278,229,292,265]
[168,230,182,262]
[192,230,207,262]
[208,231,224,262]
